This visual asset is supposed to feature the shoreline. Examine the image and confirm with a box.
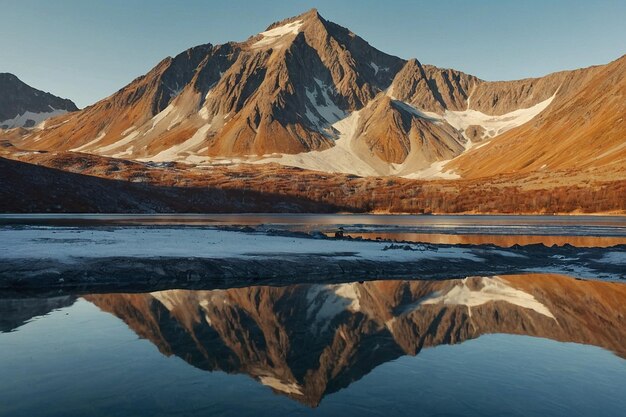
[1,226,623,293]
[2,212,626,217]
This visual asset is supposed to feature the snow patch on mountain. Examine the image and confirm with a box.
[117,90,554,178]
[150,124,212,162]
[403,160,460,180]
[255,104,459,177]
[96,130,140,154]
[0,108,67,129]
[370,62,389,75]
[391,100,441,122]
[70,131,107,152]
[443,93,556,140]
[257,110,387,176]
[147,103,176,134]
[252,20,303,48]
[305,78,346,127]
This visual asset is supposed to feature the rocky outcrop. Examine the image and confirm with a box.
[388,59,478,113]
[352,95,465,167]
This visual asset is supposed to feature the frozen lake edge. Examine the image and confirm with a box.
[0,226,624,293]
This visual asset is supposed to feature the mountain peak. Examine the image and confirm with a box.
[0,73,77,129]
[261,8,323,33]
[0,73,20,82]
[298,8,321,19]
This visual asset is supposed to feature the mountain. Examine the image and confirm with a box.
[10,9,623,180]
[447,55,626,178]
[0,73,78,129]
[87,274,626,406]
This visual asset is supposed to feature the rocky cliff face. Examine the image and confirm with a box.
[87,274,626,406]
[0,73,77,129]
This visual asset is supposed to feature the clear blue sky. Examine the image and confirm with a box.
[1,0,624,108]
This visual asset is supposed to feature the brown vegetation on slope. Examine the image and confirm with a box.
[1,151,623,214]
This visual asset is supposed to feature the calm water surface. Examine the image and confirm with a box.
[2,214,625,247]
[1,274,625,416]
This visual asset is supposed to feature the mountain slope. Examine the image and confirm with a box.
[447,55,626,178]
[0,73,77,129]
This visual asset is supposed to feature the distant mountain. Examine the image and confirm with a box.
[87,274,626,406]
[0,73,77,129]
[11,9,623,179]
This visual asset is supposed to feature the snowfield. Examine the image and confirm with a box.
[252,20,304,48]
[442,93,556,141]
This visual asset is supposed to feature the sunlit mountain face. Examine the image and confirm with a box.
[79,273,626,406]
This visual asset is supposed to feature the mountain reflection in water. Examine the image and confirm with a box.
[54,273,625,407]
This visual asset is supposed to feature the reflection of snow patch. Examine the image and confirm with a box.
[306,285,350,333]
[306,282,362,333]
[259,376,303,395]
[418,276,556,319]
[333,283,361,312]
